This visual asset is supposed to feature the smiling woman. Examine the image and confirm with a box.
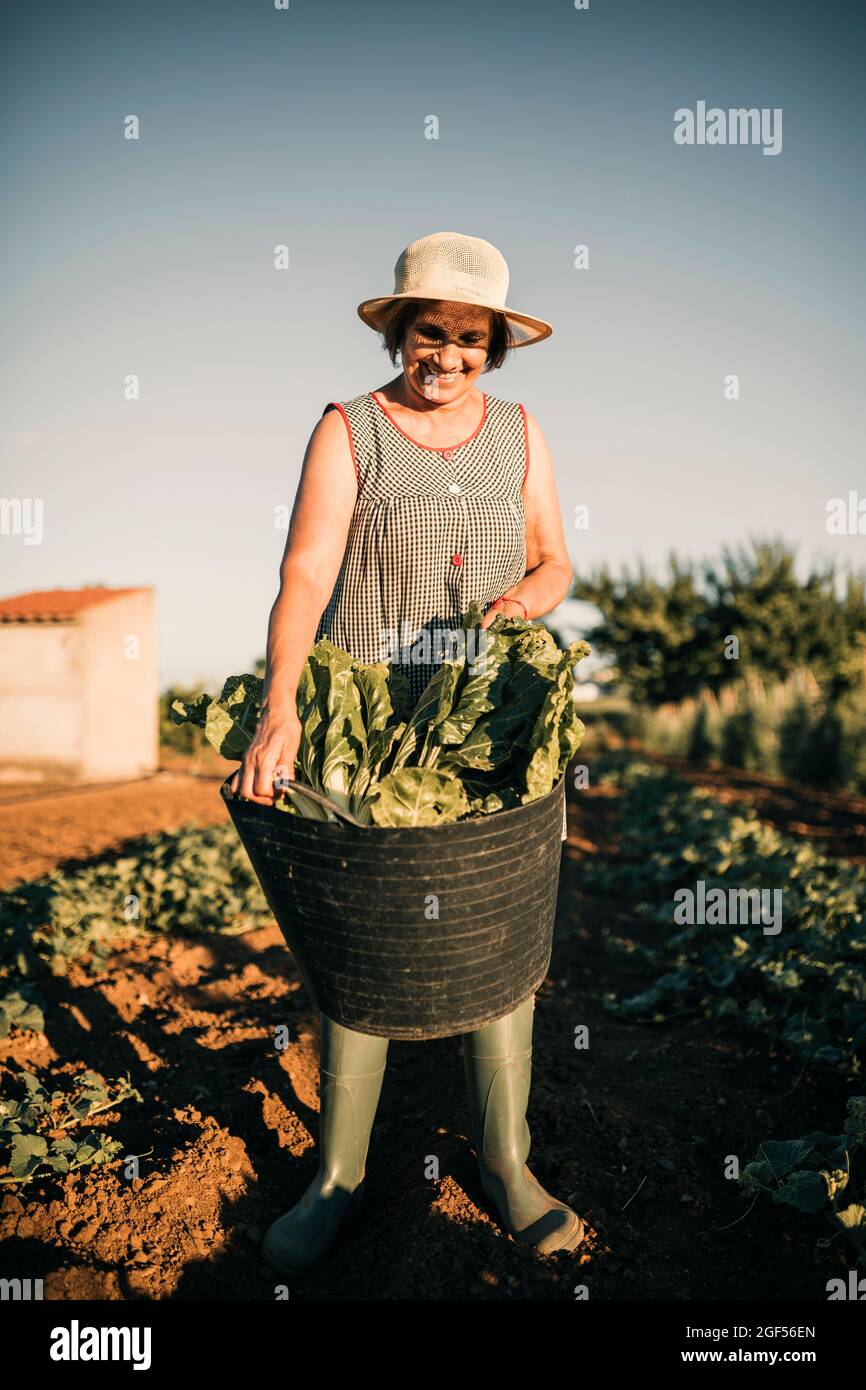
[228,229,583,1277]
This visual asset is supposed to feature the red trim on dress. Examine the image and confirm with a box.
[323,402,359,484]
[519,403,530,486]
[369,390,488,452]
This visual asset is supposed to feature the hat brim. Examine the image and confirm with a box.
[357,294,553,348]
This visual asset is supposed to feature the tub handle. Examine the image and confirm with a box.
[221,775,365,828]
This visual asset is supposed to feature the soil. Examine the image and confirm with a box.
[0,754,858,1300]
[0,756,232,890]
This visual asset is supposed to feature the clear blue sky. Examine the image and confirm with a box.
[2,0,864,688]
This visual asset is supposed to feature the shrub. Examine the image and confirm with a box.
[720,691,774,772]
[687,703,717,765]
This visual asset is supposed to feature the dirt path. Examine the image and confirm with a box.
[0,770,230,889]
[0,760,855,1300]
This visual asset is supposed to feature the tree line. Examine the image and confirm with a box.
[572,539,866,706]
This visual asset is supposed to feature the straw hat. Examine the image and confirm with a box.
[357,232,553,348]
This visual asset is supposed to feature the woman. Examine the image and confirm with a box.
[230,231,585,1273]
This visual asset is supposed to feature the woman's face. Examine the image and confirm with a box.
[400,301,494,403]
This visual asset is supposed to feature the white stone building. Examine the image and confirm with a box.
[0,586,158,783]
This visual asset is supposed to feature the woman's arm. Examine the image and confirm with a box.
[229,408,357,803]
[481,409,573,629]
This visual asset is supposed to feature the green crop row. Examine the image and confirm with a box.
[0,820,273,999]
[0,821,274,1186]
[580,757,866,1256]
[582,759,866,1070]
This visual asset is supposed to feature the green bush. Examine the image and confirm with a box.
[811,691,866,794]
[778,695,814,782]
[779,689,866,792]
[627,675,866,796]
[805,704,846,787]
[720,694,774,772]
[837,691,866,794]
[687,704,717,765]
[621,706,652,744]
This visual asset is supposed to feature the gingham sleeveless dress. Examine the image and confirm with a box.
[315,389,528,701]
[315,388,568,841]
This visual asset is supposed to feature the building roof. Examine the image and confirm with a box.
[0,587,151,623]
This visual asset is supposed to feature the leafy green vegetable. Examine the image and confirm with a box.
[0,988,45,1039]
[738,1096,866,1258]
[170,605,590,827]
[172,675,263,762]
[369,767,471,827]
[0,1069,142,1186]
[523,648,587,802]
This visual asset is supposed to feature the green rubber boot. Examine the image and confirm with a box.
[462,993,585,1254]
[261,1012,389,1276]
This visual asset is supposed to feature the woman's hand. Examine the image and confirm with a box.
[481,596,527,630]
[228,706,302,805]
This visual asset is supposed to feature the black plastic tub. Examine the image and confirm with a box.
[223,775,566,1040]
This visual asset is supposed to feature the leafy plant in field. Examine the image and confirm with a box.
[0,988,45,1038]
[170,603,590,827]
[0,821,274,990]
[583,762,866,1071]
[0,1069,142,1185]
[739,1096,866,1258]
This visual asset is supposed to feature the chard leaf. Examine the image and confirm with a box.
[439,700,536,772]
[557,700,586,779]
[353,661,396,734]
[465,790,506,815]
[178,616,590,824]
[220,673,264,710]
[390,659,463,772]
[348,661,404,806]
[295,661,328,801]
[170,676,262,760]
[522,651,580,802]
[369,768,471,827]
[417,658,465,765]
[278,784,333,820]
[204,701,250,761]
[494,616,561,673]
[387,665,414,723]
[319,662,366,813]
[433,630,511,747]
[351,723,404,807]
[460,600,486,630]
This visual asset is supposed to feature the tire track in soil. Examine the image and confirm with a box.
[0,766,855,1300]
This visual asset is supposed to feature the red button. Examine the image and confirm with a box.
[451,553,463,567]
[442,449,454,461]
